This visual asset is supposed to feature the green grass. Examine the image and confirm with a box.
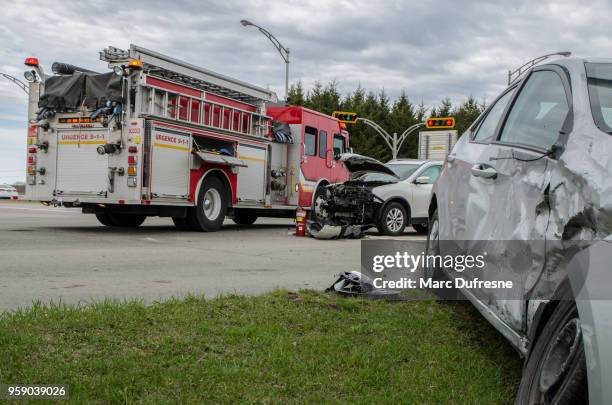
[0,291,521,404]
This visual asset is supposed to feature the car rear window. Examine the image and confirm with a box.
[586,62,612,133]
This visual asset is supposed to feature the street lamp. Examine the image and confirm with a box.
[240,19,290,101]
[0,73,29,95]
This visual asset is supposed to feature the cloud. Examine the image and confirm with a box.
[1,0,612,181]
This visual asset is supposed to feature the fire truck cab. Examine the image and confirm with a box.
[23,45,350,231]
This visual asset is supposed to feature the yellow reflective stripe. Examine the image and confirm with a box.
[58,140,106,145]
[238,155,266,163]
[154,143,191,152]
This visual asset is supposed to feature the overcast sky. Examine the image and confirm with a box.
[1,0,612,184]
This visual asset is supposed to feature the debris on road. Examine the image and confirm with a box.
[326,271,400,299]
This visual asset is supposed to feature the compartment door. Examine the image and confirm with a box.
[150,126,191,200]
[236,144,267,203]
[55,129,108,196]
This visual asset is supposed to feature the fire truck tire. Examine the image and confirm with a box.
[96,212,116,227]
[232,213,257,225]
[172,217,191,230]
[108,213,147,227]
[188,176,227,232]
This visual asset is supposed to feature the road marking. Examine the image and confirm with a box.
[0,206,80,214]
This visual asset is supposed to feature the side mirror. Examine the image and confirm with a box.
[414,176,430,184]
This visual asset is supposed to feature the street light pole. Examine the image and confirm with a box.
[240,19,290,101]
[1,73,29,95]
[356,118,425,160]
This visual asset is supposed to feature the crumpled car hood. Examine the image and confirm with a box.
[340,153,399,179]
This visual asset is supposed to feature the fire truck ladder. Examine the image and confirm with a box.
[101,45,277,104]
[101,45,277,138]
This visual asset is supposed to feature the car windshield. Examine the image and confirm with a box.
[360,163,422,182]
[585,62,612,133]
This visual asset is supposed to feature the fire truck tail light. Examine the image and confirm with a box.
[28,156,36,164]
[27,166,35,175]
[24,57,39,66]
[128,156,137,164]
[128,146,138,153]
[28,147,37,153]
[127,166,137,176]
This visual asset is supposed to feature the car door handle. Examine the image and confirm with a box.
[471,164,498,179]
[447,154,456,163]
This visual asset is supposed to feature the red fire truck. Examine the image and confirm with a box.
[22,45,350,231]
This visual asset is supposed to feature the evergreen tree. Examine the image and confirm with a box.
[287,82,305,106]
[289,81,485,161]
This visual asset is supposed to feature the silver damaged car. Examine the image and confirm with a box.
[427,57,612,404]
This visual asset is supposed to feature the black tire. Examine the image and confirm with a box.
[187,176,227,232]
[425,209,442,281]
[377,202,407,236]
[108,213,146,227]
[424,209,459,299]
[172,216,191,230]
[310,185,328,221]
[232,213,257,225]
[516,299,588,404]
[413,224,428,234]
[96,212,116,227]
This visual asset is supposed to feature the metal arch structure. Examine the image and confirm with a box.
[396,122,426,156]
[0,73,29,95]
[356,117,394,150]
[357,117,425,160]
[241,20,290,101]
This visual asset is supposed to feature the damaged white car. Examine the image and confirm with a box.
[312,154,442,236]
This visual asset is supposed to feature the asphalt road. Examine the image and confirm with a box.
[0,200,426,311]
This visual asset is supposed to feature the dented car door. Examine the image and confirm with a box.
[463,66,572,332]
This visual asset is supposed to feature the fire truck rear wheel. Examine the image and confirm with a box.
[96,212,116,227]
[108,213,147,227]
[188,176,228,232]
[172,217,191,230]
[232,213,258,225]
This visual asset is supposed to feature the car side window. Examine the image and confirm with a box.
[304,126,317,156]
[333,134,345,156]
[418,165,441,184]
[499,70,569,150]
[319,130,328,158]
[473,90,514,143]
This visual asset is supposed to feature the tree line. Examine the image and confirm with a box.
[287,81,486,162]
